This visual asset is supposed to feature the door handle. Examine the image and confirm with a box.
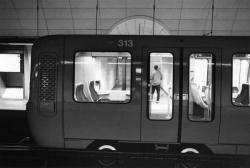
[174,94,188,100]
[174,94,180,100]
[182,94,188,100]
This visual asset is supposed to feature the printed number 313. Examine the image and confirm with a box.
[118,40,133,47]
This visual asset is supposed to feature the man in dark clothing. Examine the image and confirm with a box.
[150,65,162,102]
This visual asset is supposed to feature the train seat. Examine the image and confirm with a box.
[235,83,250,105]
[88,81,110,102]
[75,83,88,102]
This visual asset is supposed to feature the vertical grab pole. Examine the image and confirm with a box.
[211,0,214,36]
[37,0,39,37]
[153,0,156,36]
[96,0,99,35]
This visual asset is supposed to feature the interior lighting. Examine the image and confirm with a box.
[0,54,21,72]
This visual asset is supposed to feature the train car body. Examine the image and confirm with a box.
[28,35,250,155]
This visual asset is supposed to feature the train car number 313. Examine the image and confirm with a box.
[117,40,133,48]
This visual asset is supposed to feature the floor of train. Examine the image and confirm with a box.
[0,150,249,168]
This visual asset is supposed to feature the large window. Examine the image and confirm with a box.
[74,52,131,103]
[148,53,173,120]
[0,49,31,110]
[189,53,214,121]
[232,54,250,106]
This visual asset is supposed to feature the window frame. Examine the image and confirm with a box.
[147,52,174,121]
[73,50,133,104]
[188,52,216,122]
[231,53,250,107]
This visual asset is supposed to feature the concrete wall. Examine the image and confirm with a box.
[162,57,173,92]
[98,57,117,90]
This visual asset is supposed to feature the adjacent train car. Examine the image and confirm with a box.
[0,37,34,143]
[28,35,250,155]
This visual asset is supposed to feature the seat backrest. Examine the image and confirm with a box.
[75,84,88,102]
[236,83,249,105]
[89,81,99,102]
[190,83,208,109]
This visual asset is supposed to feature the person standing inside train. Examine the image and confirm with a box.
[150,65,163,102]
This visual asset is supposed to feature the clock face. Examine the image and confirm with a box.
[109,17,169,35]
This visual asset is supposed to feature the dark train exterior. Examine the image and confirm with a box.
[28,35,250,155]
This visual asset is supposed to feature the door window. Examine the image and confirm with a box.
[148,53,173,120]
[232,54,250,106]
[189,53,214,121]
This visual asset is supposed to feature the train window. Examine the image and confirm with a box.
[148,53,173,120]
[0,50,31,110]
[189,53,214,121]
[232,54,250,106]
[74,52,131,103]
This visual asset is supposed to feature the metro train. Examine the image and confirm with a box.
[1,35,250,156]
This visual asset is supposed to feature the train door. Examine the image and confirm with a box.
[63,37,141,142]
[141,47,221,144]
[141,48,180,142]
[181,48,221,144]
[220,42,250,145]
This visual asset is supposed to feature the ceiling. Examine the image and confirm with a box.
[0,0,250,37]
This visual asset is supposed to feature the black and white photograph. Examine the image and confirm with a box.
[0,0,250,167]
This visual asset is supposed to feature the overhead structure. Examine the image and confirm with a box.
[108,16,169,35]
[0,0,250,36]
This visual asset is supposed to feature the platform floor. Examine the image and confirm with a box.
[0,150,249,168]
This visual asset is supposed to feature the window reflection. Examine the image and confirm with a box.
[232,54,250,106]
[148,53,173,120]
[189,53,213,121]
[74,52,131,103]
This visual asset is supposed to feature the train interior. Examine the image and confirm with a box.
[74,52,131,103]
[148,53,173,120]
[189,53,213,121]
[232,54,250,106]
[0,46,31,110]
